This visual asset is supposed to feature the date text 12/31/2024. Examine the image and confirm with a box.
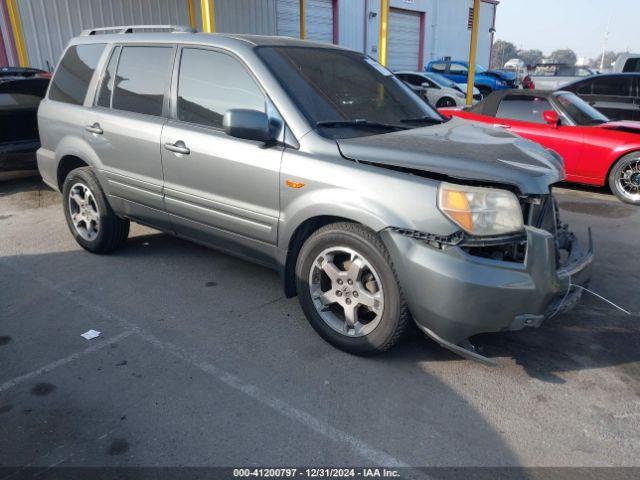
[233,468,401,478]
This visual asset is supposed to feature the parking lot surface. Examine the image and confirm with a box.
[1,178,639,469]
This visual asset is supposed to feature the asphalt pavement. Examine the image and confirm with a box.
[1,178,639,472]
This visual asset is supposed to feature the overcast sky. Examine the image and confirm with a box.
[494,0,640,60]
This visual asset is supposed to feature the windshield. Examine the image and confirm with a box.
[425,72,457,88]
[256,46,442,138]
[554,92,609,125]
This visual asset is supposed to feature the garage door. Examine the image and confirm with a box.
[277,0,333,44]
[387,8,422,71]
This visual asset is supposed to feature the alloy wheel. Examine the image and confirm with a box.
[616,156,640,203]
[308,246,385,337]
[68,183,100,241]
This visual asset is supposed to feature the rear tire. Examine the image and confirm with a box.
[608,152,640,205]
[62,167,130,253]
[295,222,410,355]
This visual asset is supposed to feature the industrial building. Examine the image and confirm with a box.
[1,0,497,72]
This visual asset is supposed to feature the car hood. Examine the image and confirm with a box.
[336,117,565,194]
[596,120,640,134]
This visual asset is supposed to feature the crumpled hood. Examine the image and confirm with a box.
[336,117,565,194]
[596,120,640,134]
[486,69,518,82]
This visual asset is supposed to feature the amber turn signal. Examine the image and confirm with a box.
[286,179,306,189]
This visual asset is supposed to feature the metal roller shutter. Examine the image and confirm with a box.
[387,8,421,71]
[277,0,333,44]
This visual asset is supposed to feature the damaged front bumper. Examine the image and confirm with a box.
[381,225,594,365]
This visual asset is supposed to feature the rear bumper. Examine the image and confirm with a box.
[36,147,58,191]
[381,226,593,364]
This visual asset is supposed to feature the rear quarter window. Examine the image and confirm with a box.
[48,44,105,105]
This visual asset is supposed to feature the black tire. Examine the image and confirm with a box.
[295,222,410,355]
[608,152,640,205]
[477,86,492,97]
[436,97,456,108]
[62,167,130,253]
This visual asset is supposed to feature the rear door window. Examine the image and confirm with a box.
[496,95,552,124]
[49,44,105,105]
[176,48,265,129]
[622,58,640,73]
[449,63,468,74]
[111,46,174,116]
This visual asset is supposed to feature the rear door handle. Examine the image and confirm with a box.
[493,123,511,129]
[164,141,190,155]
[85,123,103,135]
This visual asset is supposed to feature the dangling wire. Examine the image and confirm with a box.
[551,271,634,318]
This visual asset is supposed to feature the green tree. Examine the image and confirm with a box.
[518,49,544,68]
[549,49,578,66]
[491,40,518,69]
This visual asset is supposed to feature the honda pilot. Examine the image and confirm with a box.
[37,26,593,364]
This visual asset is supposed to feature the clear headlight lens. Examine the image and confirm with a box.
[437,183,524,236]
[455,92,466,99]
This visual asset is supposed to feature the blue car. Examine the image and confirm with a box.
[425,60,518,96]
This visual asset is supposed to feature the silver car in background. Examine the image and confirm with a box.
[37,26,593,364]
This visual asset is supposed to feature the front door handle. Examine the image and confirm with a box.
[164,141,190,155]
[85,123,103,135]
[493,123,511,129]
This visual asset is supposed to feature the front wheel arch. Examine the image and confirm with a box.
[283,216,360,298]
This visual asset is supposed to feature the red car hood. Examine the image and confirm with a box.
[595,121,640,134]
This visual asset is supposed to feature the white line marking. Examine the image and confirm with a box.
[0,330,134,394]
[1,258,411,468]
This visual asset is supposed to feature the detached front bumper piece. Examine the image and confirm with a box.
[381,226,593,365]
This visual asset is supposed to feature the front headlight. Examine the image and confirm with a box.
[437,183,524,236]
[455,92,466,99]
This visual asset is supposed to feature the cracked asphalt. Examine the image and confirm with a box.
[0,177,639,472]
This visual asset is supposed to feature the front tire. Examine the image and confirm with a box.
[608,152,640,205]
[477,86,492,97]
[436,97,457,108]
[62,167,130,253]
[295,223,410,355]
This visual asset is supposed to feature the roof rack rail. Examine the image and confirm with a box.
[80,25,196,36]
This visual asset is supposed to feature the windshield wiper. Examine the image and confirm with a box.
[399,116,444,125]
[315,119,408,130]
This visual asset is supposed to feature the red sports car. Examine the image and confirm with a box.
[440,89,640,204]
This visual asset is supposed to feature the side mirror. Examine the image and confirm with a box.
[223,109,272,143]
[421,82,430,89]
[543,110,560,128]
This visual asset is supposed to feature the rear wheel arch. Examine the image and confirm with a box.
[57,155,89,190]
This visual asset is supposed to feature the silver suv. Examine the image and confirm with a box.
[37,26,593,364]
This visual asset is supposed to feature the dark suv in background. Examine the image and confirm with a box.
[562,73,640,121]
